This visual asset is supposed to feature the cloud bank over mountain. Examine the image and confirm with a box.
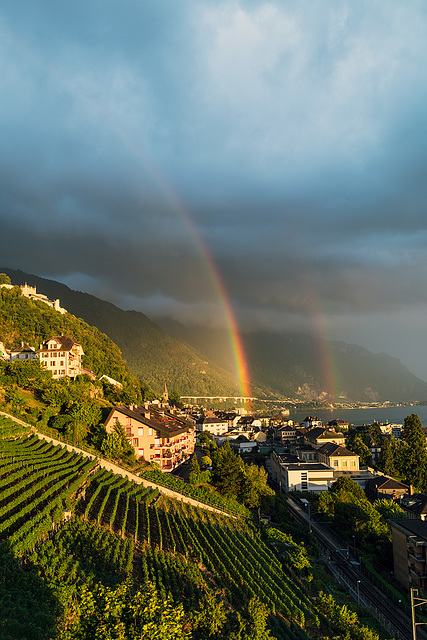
[2,1,427,377]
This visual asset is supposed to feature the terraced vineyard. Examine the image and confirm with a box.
[0,417,318,639]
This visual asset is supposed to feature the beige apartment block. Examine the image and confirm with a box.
[105,404,195,471]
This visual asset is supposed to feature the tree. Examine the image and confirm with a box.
[346,433,372,466]
[330,476,365,500]
[101,419,134,461]
[231,597,277,640]
[241,463,274,509]
[68,401,102,444]
[377,437,396,476]
[213,441,244,497]
[368,422,383,446]
[265,528,311,571]
[63,580,191,640]
[169,390,183,408]
[189,454,201,484]
[191,590,227,638]
[400,414,427,487]
[200,455,212,469]
[0,273,11,285]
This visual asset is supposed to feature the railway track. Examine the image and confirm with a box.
[286,496,426,640]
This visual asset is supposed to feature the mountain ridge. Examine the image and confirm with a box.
[0,268,242,397]
[2,267,427,403]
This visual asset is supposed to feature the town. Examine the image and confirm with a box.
[1,278,427,639]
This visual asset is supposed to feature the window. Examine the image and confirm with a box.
[50,361,55,366]
[334,460,339,467]
[126,427,132,437]
[60,361,64,366]
[133,438,138,446]
[138,427,144,436]
[342,461,347,468]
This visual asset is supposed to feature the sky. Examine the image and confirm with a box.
[2,1,427,379]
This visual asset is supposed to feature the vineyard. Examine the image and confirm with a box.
[0,416,323,639]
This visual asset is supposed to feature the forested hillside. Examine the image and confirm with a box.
[0,285,139,393]
[160,321,427,403]
[0,269,242,397]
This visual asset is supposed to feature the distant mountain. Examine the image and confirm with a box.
[3,267,427,403]
[157,319,427,403]
[0,268,241,397]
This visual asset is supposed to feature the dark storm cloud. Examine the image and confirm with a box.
[2,1,427,376]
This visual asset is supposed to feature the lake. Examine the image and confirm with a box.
[289,405,427,427]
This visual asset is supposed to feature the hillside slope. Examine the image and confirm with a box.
[159,320,427,403]
[0,269,241,397]
[0,284,140,393]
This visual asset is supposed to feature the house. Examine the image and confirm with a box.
[104,404,195,471]
[230,435,258,453]
[301,416,323,430]
[37,336,84,379]
[270,451,334,493]
[9,343,38,361]
[1,281,67,314]
[390,519,427,590]
[196,415,229,436]
[214,411,241,429]
[20,283,67,314]
[304,427,346,449]
[365,475,409,501]
[236,416,263,430]
[399,492,427,521]
[291,443,318,463]
[275,424,297,444]
[328,419,350,431]
[99,374,123,389]
[317,442,360,473]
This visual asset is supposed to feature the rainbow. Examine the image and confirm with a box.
[5,30,252,398]
[138,170,252,400]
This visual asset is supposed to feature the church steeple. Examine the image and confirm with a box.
[163,382,168,403]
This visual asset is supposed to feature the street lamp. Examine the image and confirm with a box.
[356,580,361,604]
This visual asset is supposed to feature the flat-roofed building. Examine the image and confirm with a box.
[390,519,427,590]
[270,451,334,493]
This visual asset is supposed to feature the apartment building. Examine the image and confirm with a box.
[105,404,195,471]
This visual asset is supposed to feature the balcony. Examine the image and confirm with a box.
[408,547,426,563]
[410,565,427,579]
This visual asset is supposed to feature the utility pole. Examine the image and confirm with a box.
[411,587,427,640]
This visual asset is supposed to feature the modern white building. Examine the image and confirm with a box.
[270,450,334,493]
